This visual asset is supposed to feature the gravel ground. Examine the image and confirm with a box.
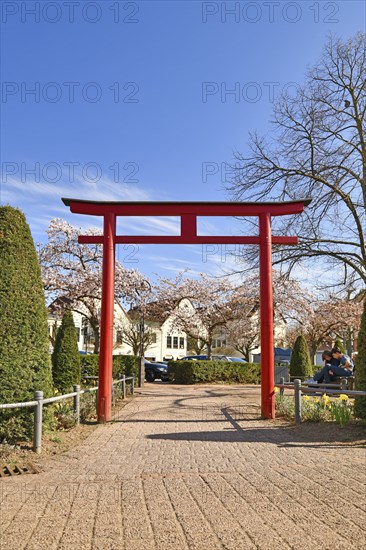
[0,383,365,550]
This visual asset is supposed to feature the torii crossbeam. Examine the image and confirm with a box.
[62,198,311,422]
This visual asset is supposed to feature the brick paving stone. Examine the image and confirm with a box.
[0,384,365,549]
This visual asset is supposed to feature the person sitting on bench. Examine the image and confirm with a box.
[311,350,340,384]
[313,346,354,384]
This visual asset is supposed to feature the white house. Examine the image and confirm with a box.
[127,298,195,361]
[48,297,132,356]
[47,297,192,362]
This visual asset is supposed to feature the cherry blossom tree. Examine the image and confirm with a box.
[224,271,313,360]
[224,306,260,361]
[287,297,363,359]
[238,271,313,326]
[156,272,237,359]
[156,270,311,359]
[187,336,207,355]
[39,218,148,353]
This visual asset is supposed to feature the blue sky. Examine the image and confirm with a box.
[1,0,365,285]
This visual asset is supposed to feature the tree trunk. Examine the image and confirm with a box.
[93,327,100,354]
[133,342,139,356]
[309,341,317,364]
[207,341,212,359]
[90,319,100,354]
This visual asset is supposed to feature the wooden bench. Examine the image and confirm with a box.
[289,374,355,390]
[301,377,355,391]
[333,376,355,390]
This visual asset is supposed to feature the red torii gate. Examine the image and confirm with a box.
[62,198,311,422]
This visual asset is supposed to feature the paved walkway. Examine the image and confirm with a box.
[1,384,365,549]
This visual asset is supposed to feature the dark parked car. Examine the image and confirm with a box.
[179,355,247,363]
[145,360,170,382]
[178,355,209,361]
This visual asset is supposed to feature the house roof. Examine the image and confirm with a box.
[48,296,129,318]
[48,296,73,314]
[128,301,173,324]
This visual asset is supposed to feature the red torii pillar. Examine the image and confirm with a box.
[62,198,311,422]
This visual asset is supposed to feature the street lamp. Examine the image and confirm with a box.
[135,279,152,388]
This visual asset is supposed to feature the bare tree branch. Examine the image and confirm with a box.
[228,33,366,293]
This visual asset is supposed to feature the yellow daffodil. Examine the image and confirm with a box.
[274,387,279,394]
[303,395,310,401]
[339,394,349,402]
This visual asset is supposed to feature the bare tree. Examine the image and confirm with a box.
[228,33,366,292]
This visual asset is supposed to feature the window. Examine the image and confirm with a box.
[173,336,178,349]
[166,336,172,348]
[116,330,123,344]
[76,327,80,342]
[151,332,157,344]
[179,337,184,349]
[213,337,226,348]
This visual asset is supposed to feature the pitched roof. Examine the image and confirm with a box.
[128,301,173,324]
[48,296,73,313]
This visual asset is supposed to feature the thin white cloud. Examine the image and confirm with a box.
[0,174,154,241]
[1,175,152,205]
[117,216,180,235]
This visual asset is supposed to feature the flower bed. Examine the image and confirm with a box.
[275,392,354,426]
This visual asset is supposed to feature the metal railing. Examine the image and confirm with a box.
[276,377,366,424]
[0,375,134,453]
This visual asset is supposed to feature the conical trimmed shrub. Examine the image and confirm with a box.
[290,335,313,379]
[0,206,53,441]
[52,310,81,392]
[354,299,366,419]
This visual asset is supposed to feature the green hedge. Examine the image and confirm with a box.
[80,354,139,379]
[0,207,53,442]
[80,354,99,377]
[354,299,366,419]
[167,360,261,384]
[113,355,139,379]
[290,335,313,379]
[52,310,80,392]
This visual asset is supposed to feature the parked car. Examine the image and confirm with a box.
[178,354,247,363]
[144,360,170,382]
[209,355,248,363]
[178,355,209,361]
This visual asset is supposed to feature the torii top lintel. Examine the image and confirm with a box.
[62,198,311,245]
